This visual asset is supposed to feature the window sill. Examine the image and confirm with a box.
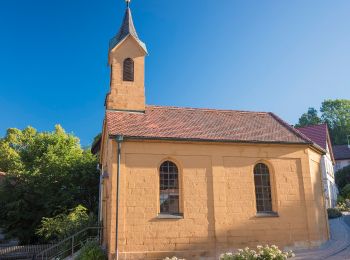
[156,213,183,219]
[255,212,279,218]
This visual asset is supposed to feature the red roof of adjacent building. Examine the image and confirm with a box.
[106,105,315,145]
[333,145,350,160]
[296,124,328,150]
[296,123,334,162]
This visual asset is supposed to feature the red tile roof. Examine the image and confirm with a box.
[296,124,328,150]
[296,124,334,162]
[106,105,313,145]
[333,145,350,160]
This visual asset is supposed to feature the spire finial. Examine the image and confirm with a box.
[126,0,131,7]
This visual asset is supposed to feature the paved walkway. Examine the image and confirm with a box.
[294,213,350,259]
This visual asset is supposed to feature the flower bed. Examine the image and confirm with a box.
[163,245,295,260]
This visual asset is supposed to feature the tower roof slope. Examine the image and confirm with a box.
[109,7,147,53]
[106,105,316,145]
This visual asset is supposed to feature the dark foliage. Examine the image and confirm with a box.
[327,208,342,219]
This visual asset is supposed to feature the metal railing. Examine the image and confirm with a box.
[0,244,52,259]
[35,226,102,260]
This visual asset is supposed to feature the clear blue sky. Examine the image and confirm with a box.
[1,0,350,146]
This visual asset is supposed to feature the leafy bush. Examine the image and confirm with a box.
[337,195,345,204]
[327,208,342,219]
[336,196,350,211]
[337,201,349,212]
[341,184,350,198]
[76,241,107,260]
[36,205,95,242]
[335,165,350,190]
[220,245,294,260]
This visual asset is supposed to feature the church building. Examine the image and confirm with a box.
[98,2,329,259]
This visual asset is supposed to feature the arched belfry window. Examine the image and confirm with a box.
[254,163,273,213]
[159,161,180,214]
[123,58,134,81]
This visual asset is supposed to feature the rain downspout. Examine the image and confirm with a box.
[97,164,103,242]
[115,135,123,260]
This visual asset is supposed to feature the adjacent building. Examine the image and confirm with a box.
[296,124,337,208]
[98,3,329,259]
[333,145,350,172]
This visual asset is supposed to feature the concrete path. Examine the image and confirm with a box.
[294,213,350,259]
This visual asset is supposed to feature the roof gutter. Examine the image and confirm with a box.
[308,143,326,155]
[109,134,325,156]
[109,134,325,154]
[110,134,310,145]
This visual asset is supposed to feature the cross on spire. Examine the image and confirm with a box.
[126,0,131,7]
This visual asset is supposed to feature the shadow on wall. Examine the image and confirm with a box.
[132,204,328,260]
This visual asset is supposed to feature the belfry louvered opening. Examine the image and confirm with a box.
[123,58,134,81]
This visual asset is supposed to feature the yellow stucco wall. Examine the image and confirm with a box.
[100,138,329,260]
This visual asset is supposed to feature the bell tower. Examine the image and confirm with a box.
[106,0,147,111]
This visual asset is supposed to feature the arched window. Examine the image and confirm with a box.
[159,161,179,214]
[123,58,134,81]
[254,163,273,213]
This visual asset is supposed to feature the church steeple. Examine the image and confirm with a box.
[109,1,147,56]
[106,0,147,112]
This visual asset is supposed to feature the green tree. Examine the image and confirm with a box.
[92,133,101,148]
[321,99,350,145]
[0,125,99,244]
[36,205,93,242]
[295,107,322,128]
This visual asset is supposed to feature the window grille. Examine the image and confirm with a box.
[159,161,179,214]
[254,163,273,213]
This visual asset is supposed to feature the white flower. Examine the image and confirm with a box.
[163,257,186,260]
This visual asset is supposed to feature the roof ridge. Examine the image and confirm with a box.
[146,105,270,114]
[296,123,327,130]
